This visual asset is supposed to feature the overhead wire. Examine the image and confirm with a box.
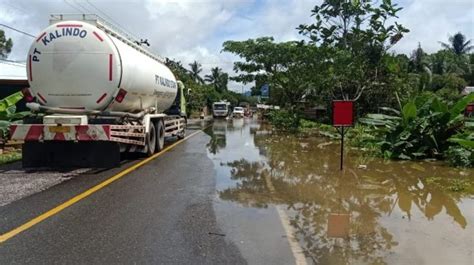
[0,23,35,38]
[63,0,85,13]
[84,0,129,33]
[72,0,94,13]
[2,2,28,14]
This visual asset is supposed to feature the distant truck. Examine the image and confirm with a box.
[212,101,230,118]
[10,14,187,167]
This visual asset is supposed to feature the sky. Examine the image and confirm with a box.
[1,0,473,91]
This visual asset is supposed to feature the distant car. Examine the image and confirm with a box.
[233,107,244,118]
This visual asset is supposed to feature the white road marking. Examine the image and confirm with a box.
[264,174,308,265]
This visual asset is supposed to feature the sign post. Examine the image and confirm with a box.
[465,103,474,117]
[261,84,269,99]
[332,100,354,171]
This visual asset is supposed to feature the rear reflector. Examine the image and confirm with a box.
[115,89,127,103]
[21,88,34,102]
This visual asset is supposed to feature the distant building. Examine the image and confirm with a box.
[0,60,28,111]
[0,60,27,84]
[462,86,474,95]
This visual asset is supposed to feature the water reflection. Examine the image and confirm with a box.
[206,120,227,154]
[208,119,474,264]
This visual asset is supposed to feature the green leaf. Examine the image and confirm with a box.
[379,107,400,115]
[449,138,474,148]
[366,113,401,120]
[431,98,448,113]
[402,101,417,123]
[0,91,23,112]
[398,153,411,160]
[450,94,474,120]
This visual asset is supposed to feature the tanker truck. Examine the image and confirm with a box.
[10,14,187,167]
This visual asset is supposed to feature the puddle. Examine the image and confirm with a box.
[206,118,474,265]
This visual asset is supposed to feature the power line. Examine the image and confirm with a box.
[72,0,94,13]
[0,23,35,38]
[63,0,85,13]
[85,0,129,33]
[2,2,28,14]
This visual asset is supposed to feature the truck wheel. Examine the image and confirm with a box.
[156,119,165,152]
[146,122,157,156]
[177,119,186,140]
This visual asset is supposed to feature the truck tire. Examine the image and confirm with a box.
[146,122,157,156]
[177,118,186,140]
[156,119,165,152]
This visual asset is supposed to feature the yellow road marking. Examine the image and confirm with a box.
[0,126,209,243]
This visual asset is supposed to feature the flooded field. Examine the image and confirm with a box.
[206,118,474,265]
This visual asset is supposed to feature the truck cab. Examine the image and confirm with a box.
[212,101,230,118]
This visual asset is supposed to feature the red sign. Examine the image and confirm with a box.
[333,100,354,127]
[466,103,474,117]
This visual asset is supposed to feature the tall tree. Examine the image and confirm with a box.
[223,37,322,107]
[0,30,13,59]
[188,61,204,84]
[440,32,473,55]
[408,43,432,91]
[298,0,409,101]
[409,43,430,73]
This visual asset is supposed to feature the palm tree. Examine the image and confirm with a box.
[188,61,204,84]
[205,67,221,83]
[440,32,473,55]
[409,43,432,91]
[205,67,228,92]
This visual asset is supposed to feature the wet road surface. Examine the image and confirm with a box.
[208,119,474,265]
[1,118,474,264]
[0,120,246,264]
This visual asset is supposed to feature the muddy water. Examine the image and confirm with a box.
[205,118,474,265]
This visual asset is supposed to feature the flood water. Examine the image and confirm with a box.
[205,118,474,265]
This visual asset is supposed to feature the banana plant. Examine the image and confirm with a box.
[0,91,30,143]
[360,93,474,160]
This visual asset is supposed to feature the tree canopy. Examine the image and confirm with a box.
[440,32,473,55]
[0,30,13,59]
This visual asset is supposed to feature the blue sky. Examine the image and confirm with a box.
[1,0,473,91]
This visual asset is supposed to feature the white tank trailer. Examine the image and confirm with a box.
[11,15,188,167]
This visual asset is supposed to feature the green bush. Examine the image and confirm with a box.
[443,74,468,92]
[299,119,319,129]
[0,151,21,165]
[435,87,463,103]
[445,146,472,167]
[268,110,300,131]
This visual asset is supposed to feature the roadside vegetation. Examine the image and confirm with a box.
[222,0,474,168]
[165,59,257,117]
[0,91,28,164]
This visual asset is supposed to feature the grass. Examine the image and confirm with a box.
[0,150,22,165]
[447,179,470,192]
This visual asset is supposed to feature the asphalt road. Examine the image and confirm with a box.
[0,121,247,264]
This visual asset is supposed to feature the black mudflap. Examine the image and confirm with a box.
[22,141,121,168]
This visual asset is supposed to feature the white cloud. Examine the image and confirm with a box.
[1,0,472,92]
[393,0,474,54]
